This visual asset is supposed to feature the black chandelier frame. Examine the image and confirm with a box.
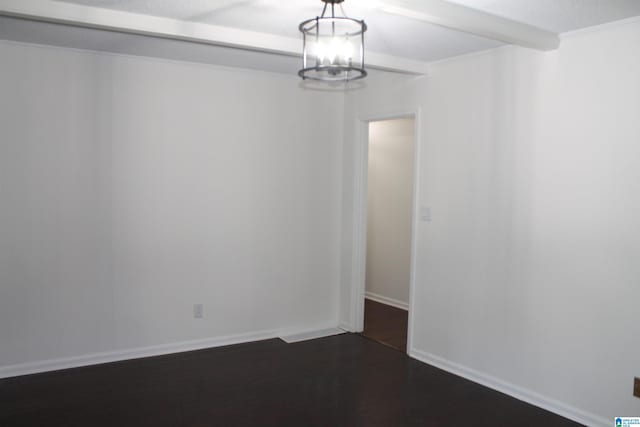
[298,0,368,82]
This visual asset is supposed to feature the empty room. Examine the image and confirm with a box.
[0,1,638,426]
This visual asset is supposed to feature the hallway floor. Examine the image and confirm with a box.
[361,298,408,352]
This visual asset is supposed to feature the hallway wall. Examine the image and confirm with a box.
[365,118,415,308]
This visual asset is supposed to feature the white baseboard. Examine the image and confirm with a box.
[0,329,280,379]
[409,348,609,427]
[279,327,345,343]
[365,291,409,311]
[338,322,353,332]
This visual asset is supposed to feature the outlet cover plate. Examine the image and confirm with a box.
[193,304,203,319]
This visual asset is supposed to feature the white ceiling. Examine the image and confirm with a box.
[447,0,640,33]
[1,0,639,75]
[53,0,504,62]
[52,0,640,61]
[0,15,302,75]
[56,0,640,35]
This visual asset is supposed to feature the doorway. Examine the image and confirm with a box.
[360,117,415,352]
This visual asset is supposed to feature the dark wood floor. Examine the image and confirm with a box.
[362,298,408,352]
[0,334,580,427]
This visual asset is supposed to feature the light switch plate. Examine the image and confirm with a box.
[420,205,431,222]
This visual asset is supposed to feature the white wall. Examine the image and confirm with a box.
[342,19,640,426]
[0,41,344,369]
[366,118,414,306]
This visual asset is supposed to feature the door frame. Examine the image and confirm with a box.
[348,108,422,354]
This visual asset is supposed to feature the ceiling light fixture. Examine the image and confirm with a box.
[298,0,367,82]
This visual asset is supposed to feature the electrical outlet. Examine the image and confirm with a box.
[634,377,640,398]
[193,304,203,319]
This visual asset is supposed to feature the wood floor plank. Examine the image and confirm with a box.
[0,334,581,426]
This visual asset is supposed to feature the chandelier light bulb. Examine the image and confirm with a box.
[342,40,354,62]
[328,38,342,63]
[315,41,326,63]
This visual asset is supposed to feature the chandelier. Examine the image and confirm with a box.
[298,0,367,82]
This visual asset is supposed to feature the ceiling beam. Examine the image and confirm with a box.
[378,0,560,51]
[0,0,429,75]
